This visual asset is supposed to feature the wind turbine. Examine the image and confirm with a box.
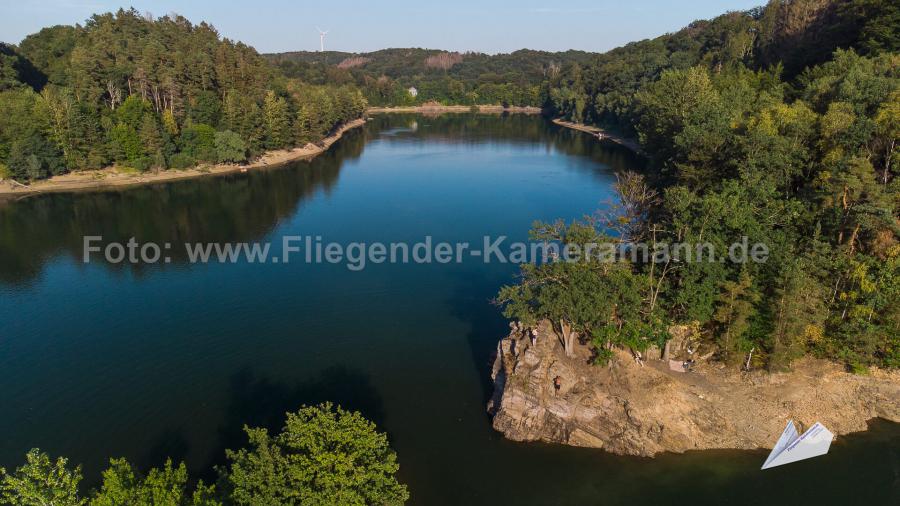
[316,27,329,52]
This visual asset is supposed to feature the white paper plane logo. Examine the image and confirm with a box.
[761,420,834,470]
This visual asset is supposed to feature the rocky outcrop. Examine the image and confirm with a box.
[487,321,900,456]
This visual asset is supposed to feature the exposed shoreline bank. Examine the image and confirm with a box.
[0,118,367,198]
[367,104,542,114]
[0,113,642,198]
[551,118,643,154]
[489,321,899,456]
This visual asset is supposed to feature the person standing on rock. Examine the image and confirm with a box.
[553,375,561,396]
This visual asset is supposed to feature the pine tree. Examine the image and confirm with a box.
[713,271,760,364]
[263,90,290,149]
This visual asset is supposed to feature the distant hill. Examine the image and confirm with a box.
[264,48,594,106]
[265,48,593,82]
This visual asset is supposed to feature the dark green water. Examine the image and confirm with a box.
[0,114,897,505]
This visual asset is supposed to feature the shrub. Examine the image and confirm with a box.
[214,130,247,164]
[131,157,152,172]
[169,153,197,169]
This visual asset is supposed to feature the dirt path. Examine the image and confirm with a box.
[0,118,367,198]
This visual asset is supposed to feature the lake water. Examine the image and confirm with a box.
[1,114,897,505]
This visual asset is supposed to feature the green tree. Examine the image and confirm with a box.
[634,66,731,186]
[117,95,152,131]
[0,43,45,91]
[214,130,247,164]
[0,88,65,181]
[6,133,65,180]
[109,124,143,164]
[161,109,178,137]
[221,403,408,506]
[713,271,760,364]
[496,217,666,360]
[262,90,290,149]
[17,25,77,87]
[294,105,313,145]
[769,263,829,371]
[187,91,222,127]
[178,124,217,162]
[0,449,85,506]
[139,114,166,169]
[91,459,219,506]
[222,92,263,151]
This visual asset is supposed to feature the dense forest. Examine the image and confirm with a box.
[266,48,592,107]
[0,9,366,182]
[498,0,899,372]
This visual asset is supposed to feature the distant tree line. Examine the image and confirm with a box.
[0,404,408,506]
[498,0,899,372]
[0,9,367,182]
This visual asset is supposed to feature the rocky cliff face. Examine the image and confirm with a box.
[487,321,900,456]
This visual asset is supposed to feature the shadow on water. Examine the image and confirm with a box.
[444,267,513,406]
[70,364,384,490]
[194,365,384,481]
[0,125,368,285]
[142,428,191,470]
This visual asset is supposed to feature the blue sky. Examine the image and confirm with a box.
[1,0,764,54]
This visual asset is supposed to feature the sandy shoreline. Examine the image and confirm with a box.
[0,118,368,198]
[551,118,643,154]
[367,105,542,114]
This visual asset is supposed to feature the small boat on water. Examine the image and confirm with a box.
[761,420,834,470]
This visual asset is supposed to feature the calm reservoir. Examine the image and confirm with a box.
[1,114,897,505]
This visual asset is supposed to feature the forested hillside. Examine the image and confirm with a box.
[545,0,898,128]
[0,9,366,182]
[499,0,899,372]
[266,48,592,107]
